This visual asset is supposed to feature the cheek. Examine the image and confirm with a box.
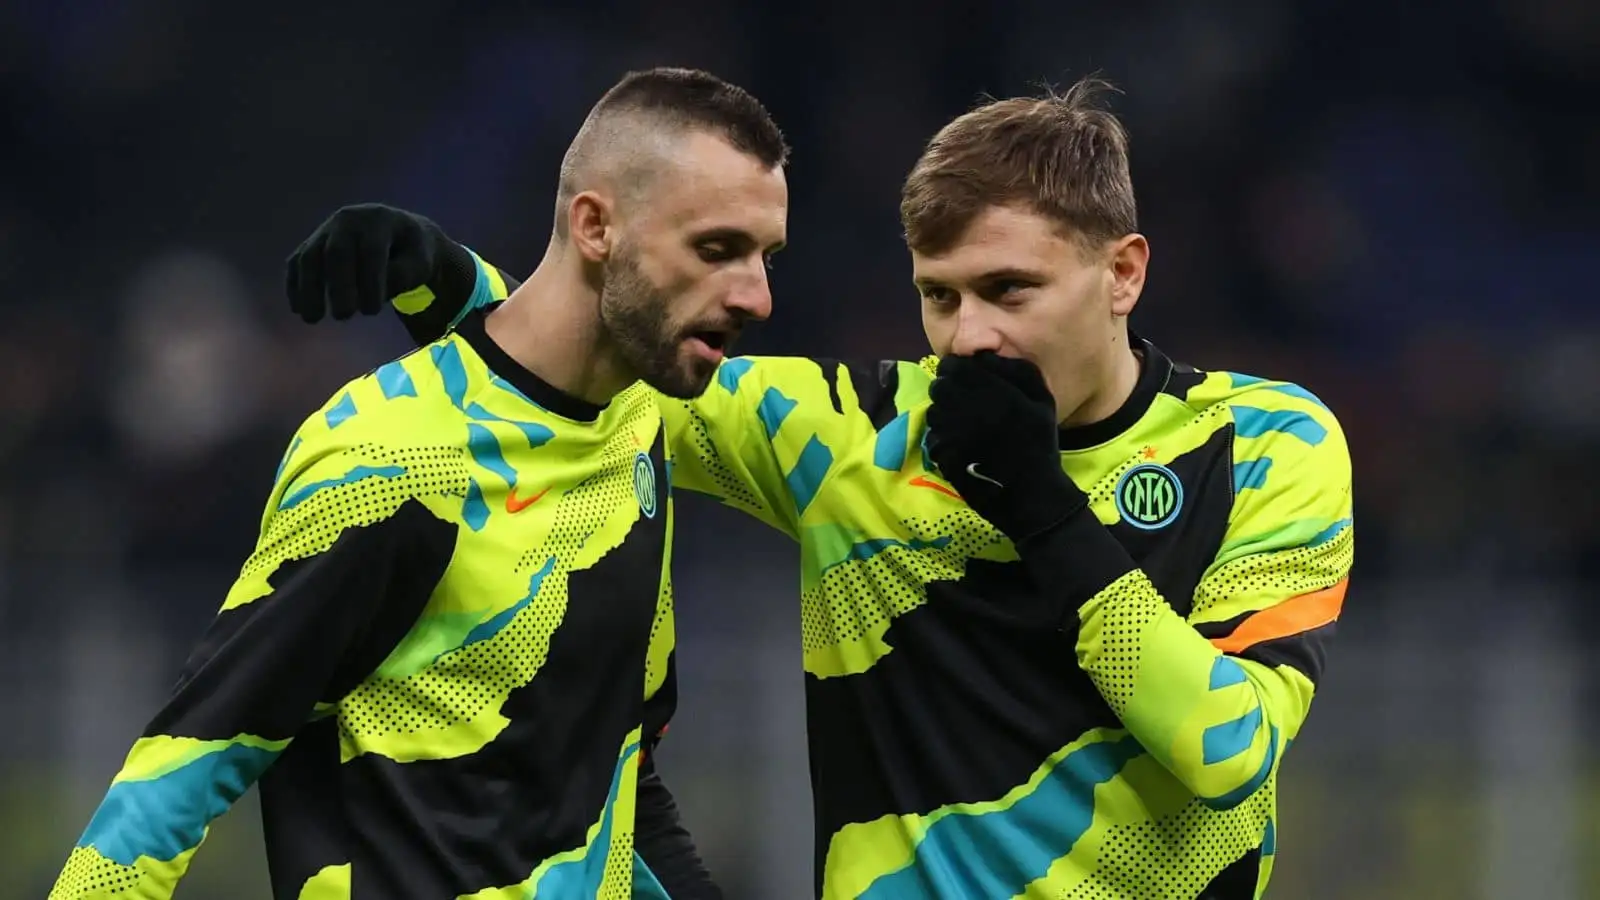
[664,276,738,330]
[1038,284,1111,345]
[1016,305,1094,399]
[642,256,702,306]
[655,256,701,295]
[632,237,698,289]
[921,307,952,354]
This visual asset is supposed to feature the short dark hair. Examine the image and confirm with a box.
[901,76,1136,256]
[593,67,789,170]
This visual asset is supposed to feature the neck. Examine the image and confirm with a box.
[482,241,633,406]
[1060,332,1143,428]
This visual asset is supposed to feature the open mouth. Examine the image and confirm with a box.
[685,327,739,364]
[691,330,728,352]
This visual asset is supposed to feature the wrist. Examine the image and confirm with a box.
[427,226,482,322]
[1001,466,1089,542]
[1014,503,1137,629]
[457,249,501,326]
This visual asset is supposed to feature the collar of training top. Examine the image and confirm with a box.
[1056,332,1172,452]
[455,309,607,423]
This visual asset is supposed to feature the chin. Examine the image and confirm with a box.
[647,359,718,400]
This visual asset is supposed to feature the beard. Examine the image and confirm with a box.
[598,247,723,399]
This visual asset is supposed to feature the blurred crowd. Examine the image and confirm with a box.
[2,0,1596,897]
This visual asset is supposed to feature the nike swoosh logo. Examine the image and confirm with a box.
[505,485,550,513]
[908,475,962,500]
[966,462,1004,488]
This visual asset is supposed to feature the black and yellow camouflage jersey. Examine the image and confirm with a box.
[50,309,684,899]
[672,349,1350,900]
[395,257,1354,899]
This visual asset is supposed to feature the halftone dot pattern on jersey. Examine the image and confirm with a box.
[1082,571,1166,718]
[600,829,635,900]
[339,560,553,741]
[1086,454,1145,509]
[342,400,654,744]
[515,393,657,575]
[800,508,1002,655]
[1192,524,1353,621]
[1061,788,1274,899]
[644,573,672,696]
[243,444,472,584]
[673,401,766,513]
[50,847,140,898]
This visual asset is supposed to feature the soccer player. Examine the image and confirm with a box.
[49,67,789,900]
[288,78,1352,899]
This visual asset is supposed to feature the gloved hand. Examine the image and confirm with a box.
[924,351,1087,543]
[284,203,481,328]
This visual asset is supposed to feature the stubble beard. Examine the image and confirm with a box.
[597,250,716,400]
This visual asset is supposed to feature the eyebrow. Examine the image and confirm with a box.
[914,266,1047,289]
[693,227,786,254]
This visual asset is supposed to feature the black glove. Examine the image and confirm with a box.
[925,351,1088,543]
[284,203,479,327]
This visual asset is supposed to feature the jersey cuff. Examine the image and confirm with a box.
[1016,506,1138,627]
[454,248,500,328]
[431,239,481,329]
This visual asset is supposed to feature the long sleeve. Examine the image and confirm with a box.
[659,355,912,544]
[49,438,455,899]
[380,248,905,542]
[388,249,877,540]
[1021,401,1352,809]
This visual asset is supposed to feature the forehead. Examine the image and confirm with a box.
[911,204,1076,280]
[634,132,788,243]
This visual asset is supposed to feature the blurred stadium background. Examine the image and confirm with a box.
[3,1,1598,897]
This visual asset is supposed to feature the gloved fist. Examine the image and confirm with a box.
[924,351,1087,542]
[285,203,476,325]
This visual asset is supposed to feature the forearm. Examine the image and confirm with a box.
[634,756,721,899]
[51,463,452,897]
[51,732,291,899]
[1022,510,1289,808]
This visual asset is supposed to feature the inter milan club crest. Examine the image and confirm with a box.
[1114,462,1183,530]
[633,452,657,519]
